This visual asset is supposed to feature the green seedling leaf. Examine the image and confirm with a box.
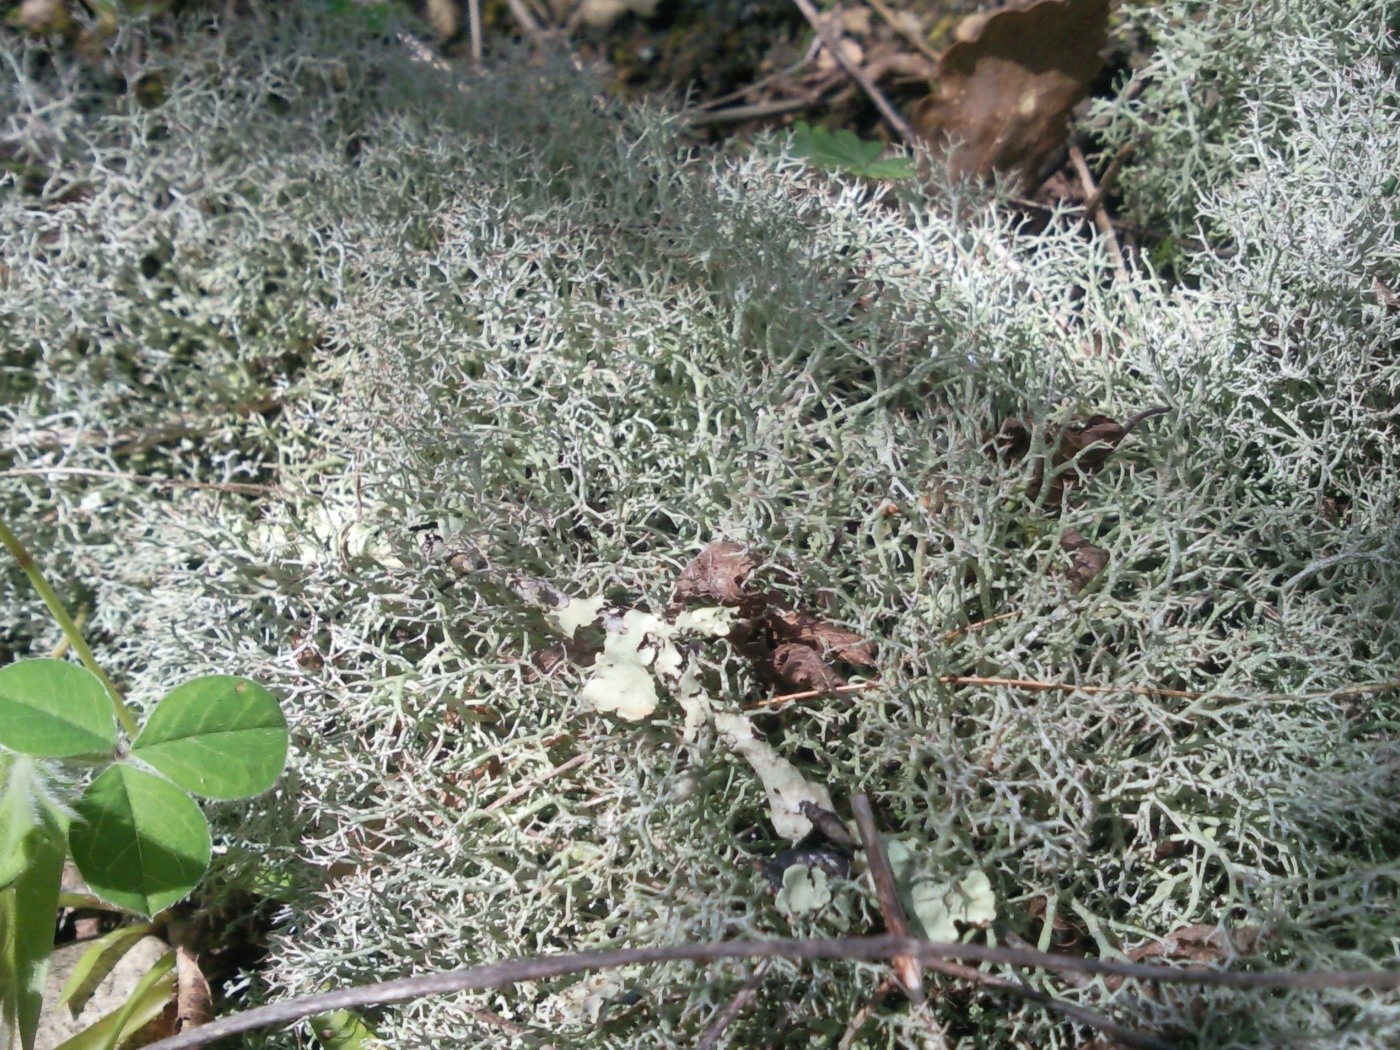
[0,814,65,1050]
[132,676,288,800]
[0,754,70,891]
[310,1009,387,1049]
[790,122,914,180]
[70,766,211,918]
[50,949,175,1050]
[0,660,118,758]
[56,922,154,1016]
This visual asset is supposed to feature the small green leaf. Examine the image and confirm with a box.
[49,949,175,1050]
[70,766,210,918]
[0,819,65,1050]
[0,755,69,891]
[56,922,154,1016]
[790,122,914,180]
[856,155,916,180]
[132,676,288,800]
[310,1009,387,1049]
[0,660,118,758]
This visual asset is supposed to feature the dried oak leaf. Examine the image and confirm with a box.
[175,945,214,1033]
[771,642,847,692]
[912,0,1111,188]
[767,608,878,669]
[1128,924,1265,964]
[1060,527,1108,592]
[1104,923,1266,993]
[1375,277,1400,312]
[991,407,1169,511]
[674,541,760,606]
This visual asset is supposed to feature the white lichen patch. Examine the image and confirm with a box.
[579,609,665,720]
[776,863,831,916]
[884,839,996,941]
[548,594,607,639]
[714,711,834,841]
[577,604,732,731]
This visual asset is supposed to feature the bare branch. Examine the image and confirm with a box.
[693,960,770,1050]
[140,935,1400,1050]
[789,0,917,144]
[851,794,924,1003]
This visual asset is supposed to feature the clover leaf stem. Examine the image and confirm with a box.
[0,518,140,738]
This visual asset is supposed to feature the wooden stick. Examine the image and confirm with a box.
[1069,143,1129,283]
[748,676,1400,710]
[138,931,1400,1050]
[789,0,917,144]
[693,960,771,1050]
[851,794,924,1004]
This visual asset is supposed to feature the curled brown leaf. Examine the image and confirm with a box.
[1060,527,1108,592]
[771,642,847,692]
[767,608,878,669]
[674,541,761,606]
[991,407,1169,511]
[912,0,1111,188]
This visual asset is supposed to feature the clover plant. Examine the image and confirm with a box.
[0,520,288,1050]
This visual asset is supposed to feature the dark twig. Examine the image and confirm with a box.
[693,960,771,1050]
[837,976,898,1050]
[865,0,940,64]
[139,936,1400,1050]
[789,0,917,144]
[1069,143,1129,283]
[905,953,1172,1050]
[751,677,1400,711]
[851,795,924,1004]
[1081,140,1135,226]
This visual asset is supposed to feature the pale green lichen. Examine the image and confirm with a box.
[776,863,832,917]
[3,4,1399,1046]
[885,839,996,942]
[714,712,834,842]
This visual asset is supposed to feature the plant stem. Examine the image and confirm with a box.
[0,519,139,738]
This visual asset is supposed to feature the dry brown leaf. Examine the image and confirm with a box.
[991,407,1169,511]
[1127,923,1265,965]
[1060,527,1108,592]
[174,946,212,1033]
[767,608,878,669]
[912,0,1111,188]
[1375,277,1400,312]
[674,541,761,606]
[529,638,599,677]
[771,642,847,692]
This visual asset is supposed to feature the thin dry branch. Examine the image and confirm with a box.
[693,959,771,1050]
[1081,140,1135,225]
[789,0,917,144]
[1,467,280,497]
[140,935,1400,1050]
[748,677,1400,710]
[865,0,940,64]
[685,97,815,126]
[1069,143,1129,283]
[851,794,925,1004]
[849,796,1163,1047]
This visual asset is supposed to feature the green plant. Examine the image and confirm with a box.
[0,521,288,1050]
[790,121,915,179]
